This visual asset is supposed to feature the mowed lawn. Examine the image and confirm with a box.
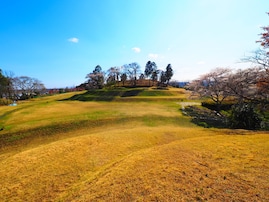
[0,89,268,201]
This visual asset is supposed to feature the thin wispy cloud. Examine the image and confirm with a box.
[68,37,79,43]
[148,53,158,59]
[132,47,141,53]
[197,61,206,65]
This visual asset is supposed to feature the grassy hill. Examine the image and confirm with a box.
[0,88,268,201]
[63,87,186,101]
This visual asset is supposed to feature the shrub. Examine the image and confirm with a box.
[184,106,228,128]
[0,98,13,106]
[197,121,209,128]
[229,103,263,130]
[201,101,234,111]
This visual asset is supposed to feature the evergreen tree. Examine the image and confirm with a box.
[165,64,173,85]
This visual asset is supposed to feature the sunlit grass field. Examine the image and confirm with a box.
[0,88,268,201]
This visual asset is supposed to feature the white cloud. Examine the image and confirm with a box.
[132,47,141,53]
[68,37,79,43]
[148,53,158,59]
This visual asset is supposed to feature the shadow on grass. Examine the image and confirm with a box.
[183,106,229,128]
[0,105,33,120]
[0,117,129,149]
[60,89,145,101]
[0,115,188,149]
[121,89,144,97]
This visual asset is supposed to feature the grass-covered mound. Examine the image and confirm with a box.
[64,87,186,101]
[0,89,268,201]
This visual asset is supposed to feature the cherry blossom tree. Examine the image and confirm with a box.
[188,68,231,111]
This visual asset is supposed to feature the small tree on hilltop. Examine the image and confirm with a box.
[144,61,156,86]
[150,62,158,85]
[121,73,127,87]
[139,73,145,80]
[124,62,141,87]
[159,71,167,86]
[151,68,159,84]
[86,65,105,89]
[106,67,120,87]
[165,64,173,85]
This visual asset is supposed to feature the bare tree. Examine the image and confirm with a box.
[239,12,269,104]
[256,12,269,53]
[226,67,265,103]
[124,62,141,87]
[106,67,120,86]
[242,49,269,69]
[120,73,127,86]
[188,68,231,111]
[86,65,105,89]
[13,76,46,99]
[256,70,269,103]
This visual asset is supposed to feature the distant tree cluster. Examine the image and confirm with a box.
[84,61,173,89]
[0,69,45,104]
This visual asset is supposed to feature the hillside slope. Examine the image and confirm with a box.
[0,88,268,201]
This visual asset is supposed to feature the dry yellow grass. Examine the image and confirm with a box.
[59,132,269,202]
[0,89,268,201]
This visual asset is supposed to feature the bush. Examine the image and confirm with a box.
[197,121,209,128]
[0,98,13,106]
[229,103,263,130]
[184,106,228,128]
[201,101,234,111]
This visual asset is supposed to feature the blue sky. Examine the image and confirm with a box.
[0,0,268,88]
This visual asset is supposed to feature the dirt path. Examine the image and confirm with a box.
[177,102,200,110]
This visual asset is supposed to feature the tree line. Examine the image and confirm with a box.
[187,12,269,130]
[81,61,173,89]
[0,70,45,103]
[188,65,269,109]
